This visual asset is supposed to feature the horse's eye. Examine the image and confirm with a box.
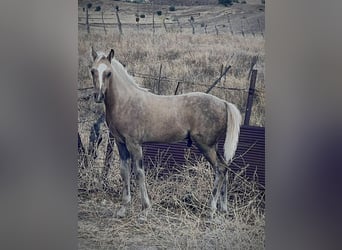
[106,71,112,78]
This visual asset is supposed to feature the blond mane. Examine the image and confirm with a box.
[111,58,149,92]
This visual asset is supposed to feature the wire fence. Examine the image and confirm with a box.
[78,69,263,96]
[78,6,265,36]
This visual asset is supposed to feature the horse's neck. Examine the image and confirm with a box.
[104,73,143,112]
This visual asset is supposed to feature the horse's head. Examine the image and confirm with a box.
[89,47,115,103]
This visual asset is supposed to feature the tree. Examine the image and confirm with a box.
[219,0,233,6]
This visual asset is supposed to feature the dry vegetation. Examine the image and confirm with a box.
[79,153,265,249]
[78,1,265,249]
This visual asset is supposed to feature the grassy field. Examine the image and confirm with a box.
[78,1,265,249]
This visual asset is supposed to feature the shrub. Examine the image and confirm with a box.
[169,6,176,11]
[140,14,145,18]
[156,10,162,16]
[86,3,92,9]
[95,6,101,12]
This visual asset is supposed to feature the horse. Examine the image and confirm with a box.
[89,47,242,219]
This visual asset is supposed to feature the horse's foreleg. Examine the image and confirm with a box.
[116,142,131,218]
[102,132,115,191]
[127,143,151,212]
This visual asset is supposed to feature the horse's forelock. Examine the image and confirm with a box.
[95,52,107,62]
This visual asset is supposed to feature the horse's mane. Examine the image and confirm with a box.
[111,58,149,92]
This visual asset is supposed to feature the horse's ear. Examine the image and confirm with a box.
[107,49,115,63]
[91,46,97,61]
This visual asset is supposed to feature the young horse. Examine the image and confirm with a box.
[90,48,241,219]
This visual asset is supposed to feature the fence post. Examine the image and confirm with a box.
[86,7,90,33]
[244,69,257,125]
[205,65,231,94]
[248,56,258,80]
[152,0,155,35]
[258,18,264,37]
[157,64,162,94]
[177,19,182,32]
[101,11,107,35]
[189,17,195,34]
[227,14,233,35]
[174,82,181,95]
[215,25,219,36]
[115,7,123,35]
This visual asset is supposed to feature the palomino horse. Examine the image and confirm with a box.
[90,48,241,218]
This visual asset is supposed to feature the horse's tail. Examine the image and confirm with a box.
[223,102,242,163]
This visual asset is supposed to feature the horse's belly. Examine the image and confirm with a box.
[143,127,187,144]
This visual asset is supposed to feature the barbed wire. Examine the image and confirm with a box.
[78,70,263,94]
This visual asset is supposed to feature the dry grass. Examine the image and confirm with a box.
[78,150,265,249]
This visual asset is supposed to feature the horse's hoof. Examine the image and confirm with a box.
[116,206,127,218]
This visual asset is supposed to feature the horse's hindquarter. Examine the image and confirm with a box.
[180,93,227,139]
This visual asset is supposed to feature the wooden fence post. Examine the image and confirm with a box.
[157,64,162,94]
[152,0,155,35]
[189,17,195,34]
[244,69,257,125]
[115,7,123,35]
[162,17,167,32]
[86,7,90,33]
[174,82,181,95]
[101,11,107,35]
[258,18,264,37]
[227,14,233,35]
[177,19,182,32]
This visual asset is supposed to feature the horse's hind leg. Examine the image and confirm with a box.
[195,142,225,218]
[116,141,131,218]
[217,153,229,213]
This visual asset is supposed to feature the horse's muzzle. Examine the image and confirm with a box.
[94,92,104,103]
